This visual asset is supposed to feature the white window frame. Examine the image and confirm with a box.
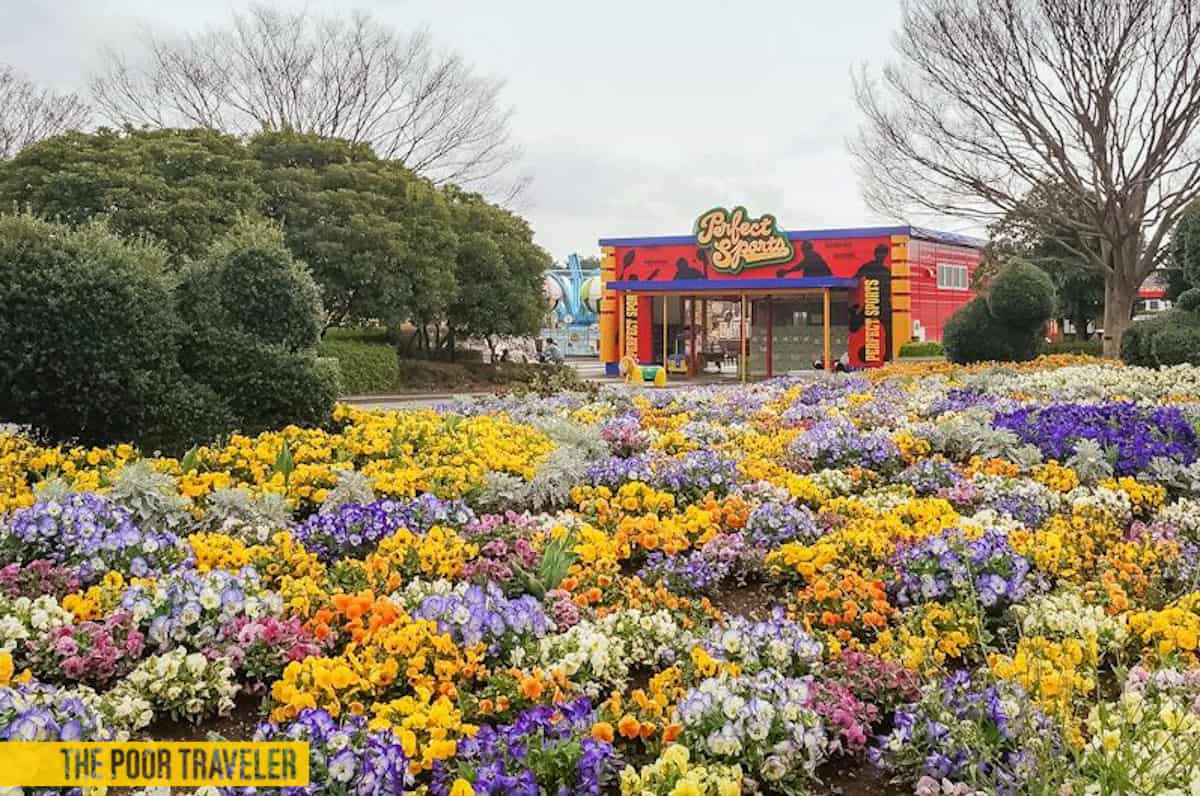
[936,263,969,290]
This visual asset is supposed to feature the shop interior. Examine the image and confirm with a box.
[639,291,851,380]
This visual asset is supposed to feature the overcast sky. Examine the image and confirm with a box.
[1,0,973,261]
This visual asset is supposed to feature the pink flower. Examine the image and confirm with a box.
[61,657,86,679]
[55,636,79,657]
[239,622,265,645]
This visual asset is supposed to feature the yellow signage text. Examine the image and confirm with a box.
[0,742,309,787]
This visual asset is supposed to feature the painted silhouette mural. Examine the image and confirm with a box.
[776,241,832,278]
[850,243,892,366]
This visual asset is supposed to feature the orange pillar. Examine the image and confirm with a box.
[599,247,619,375]
[740,294,748,383]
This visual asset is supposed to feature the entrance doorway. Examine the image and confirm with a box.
[638,291,851,380]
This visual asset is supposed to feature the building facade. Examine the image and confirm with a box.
[596,210,983,377]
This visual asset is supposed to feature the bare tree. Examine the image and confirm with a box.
[0,65,90,159]
[851,0,1200,357]
[89,5,524,197]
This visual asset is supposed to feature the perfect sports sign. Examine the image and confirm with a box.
[693,207,794,275]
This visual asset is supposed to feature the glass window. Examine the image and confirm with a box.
[937,263,969,290]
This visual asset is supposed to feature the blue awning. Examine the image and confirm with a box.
[604,277,858,292]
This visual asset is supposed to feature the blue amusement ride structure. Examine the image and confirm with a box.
[542,254,602,356]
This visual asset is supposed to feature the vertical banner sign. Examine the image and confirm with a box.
[623,294,639,360]
[863,277,883,363]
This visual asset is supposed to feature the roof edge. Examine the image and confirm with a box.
[599,224,986,249]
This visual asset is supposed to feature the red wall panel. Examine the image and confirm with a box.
[908,240,980,341]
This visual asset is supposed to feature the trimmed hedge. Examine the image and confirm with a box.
[318,331,579,395]
[1177,288,1200,313]
[899,341,944,358]
[1151,324,1200,366]
[1122,308,1200,367]
[319,336,402,395]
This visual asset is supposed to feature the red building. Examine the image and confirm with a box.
[596,212,984,377]
[906,234,984,342]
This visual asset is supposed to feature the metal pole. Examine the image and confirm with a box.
[823,288,832,373]
[740,294,747,383]
[661,295,668,368]
[689,299,697,377]
[766,296,773,378]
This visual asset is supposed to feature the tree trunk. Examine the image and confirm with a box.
[1102,271,1137,358]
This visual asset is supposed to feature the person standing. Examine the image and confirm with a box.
[542,337,564,364]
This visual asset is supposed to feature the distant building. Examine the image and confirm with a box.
[1136,270,1172,318]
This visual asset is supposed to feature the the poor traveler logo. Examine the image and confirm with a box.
[0,742,309,787]
[694,207,794,275]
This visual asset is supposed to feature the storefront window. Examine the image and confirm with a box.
[749,294,851,376]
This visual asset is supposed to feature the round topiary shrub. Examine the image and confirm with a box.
[180,334,339,435]
[943,297,1010,364]
[1119,320,1150,366]
[1149,324,1200,366]
[1176,287,1200,313]
[0,215,188,447]
[987,258,1057,328]
[177,219,336,435]
[177,219,323,352]
[1122,309,1200,367]
[944,258,1055,365]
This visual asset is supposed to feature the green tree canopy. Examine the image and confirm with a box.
[987,182,1105,340]
[1169,200,1200,295]
[250,131,457,330]
[0,128,263,261]
[444,187,550,359]
[0,126,545,355]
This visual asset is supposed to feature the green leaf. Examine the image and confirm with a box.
[180,445,201,473]
[274,438,296,485]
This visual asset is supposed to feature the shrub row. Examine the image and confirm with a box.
[898,341,944,358]
[1041,339,1102,356]
[0,215,335,454]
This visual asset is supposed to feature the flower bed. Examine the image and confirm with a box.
[3,355,1200,793]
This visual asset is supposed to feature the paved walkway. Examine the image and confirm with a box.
[341,358,606,410]
[341,358,841,410]
[341,392,485,410]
